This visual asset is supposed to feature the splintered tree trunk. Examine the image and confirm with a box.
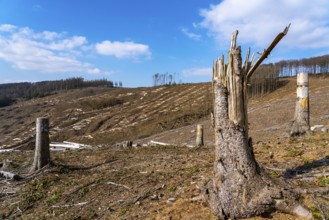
[205,27,312,219]
[30,117,50,173]
[290,72,310,136]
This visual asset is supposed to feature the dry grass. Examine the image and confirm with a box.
[1,76,329,219]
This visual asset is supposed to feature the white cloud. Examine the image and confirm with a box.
[0,25,98,75]
[0,24,151,76]
[199,0,329,49]
[181,28,201,41]
[95,40,151,59]
[0,24,16,32]
[86,68,101,74]
[182,67,212,77]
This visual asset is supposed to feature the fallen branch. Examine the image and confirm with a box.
[4,135,35,150]
[23,163,53,180]
[296,186,329,194]
[0,149,19,153]
[107,181,131,190]
[148,140,194,148]
[0,171,22,180]
[294,171,329,179]
[54,159,119,171]
[263,166,286,172]
[124,184,165,206]
[51,201,89,208]
[50,141,91,150]
[148,141,171,146]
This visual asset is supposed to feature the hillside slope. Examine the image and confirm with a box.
[1,76,328,149]
[0,76,329,219]
[0,83,212,148]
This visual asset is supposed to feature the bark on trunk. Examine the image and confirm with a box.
[290,72,310,136]
[204,27,312,219]
[30,117,50,173]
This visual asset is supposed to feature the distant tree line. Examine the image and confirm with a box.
[276,54,329,77]
[248,55,329,97]
[0,77,114,107]
[114,81,123,88]
[248,63,280,97]
[152,72,178,86]
[0,95,15,107]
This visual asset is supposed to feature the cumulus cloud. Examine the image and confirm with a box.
[0,24,102,75]
[182,67,212,77]
[0,24,151,76]
[95,40,151,59]
[0,24,16,32]
[181,28,201,41]
[199,0,329,49]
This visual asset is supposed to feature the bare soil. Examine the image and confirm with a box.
[1,76,329,219]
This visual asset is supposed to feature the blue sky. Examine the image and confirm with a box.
[0,0,329,87]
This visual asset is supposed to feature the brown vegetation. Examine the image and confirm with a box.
[0,76,329,219]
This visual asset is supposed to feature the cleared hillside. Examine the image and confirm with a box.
[0,76,329,219]
[0,83,212,148]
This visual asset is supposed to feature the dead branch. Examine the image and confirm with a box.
[263,166,286,172]
[123,184,165,207]
[107,181,131,190]
[294,172,329,179]
[247,24,290,79]
[4,135,35,150]
[0,171,22,181]
[51,201,89,208]
[50,141,91,150]
[52,159,119,172]
[296,186,329,194]
[148,141,171,146]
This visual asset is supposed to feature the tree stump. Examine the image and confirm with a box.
[290,72,310,136]
[196,124,204,147]
[30,117,50,173]
[204,27,312,219]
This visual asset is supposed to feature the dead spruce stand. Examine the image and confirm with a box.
[204,25,312,219]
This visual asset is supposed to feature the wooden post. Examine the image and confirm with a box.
[196,124,204,147]
[290,72,310,136]
[30,117,50,173]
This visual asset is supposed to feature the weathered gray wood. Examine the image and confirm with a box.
[196,124,204,147]
[205,26,312,219]
[290,72,310,136]
[148,141,170,146]
[0,170,22,180]
[247,24,290,79]
[30,117,50,173]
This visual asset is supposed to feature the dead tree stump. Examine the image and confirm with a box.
[196,124,204,147]
[290,72,310,136]
[204,26,312,219]
[30,117,50,173]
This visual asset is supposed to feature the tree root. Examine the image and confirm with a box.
[204,175,313,219]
